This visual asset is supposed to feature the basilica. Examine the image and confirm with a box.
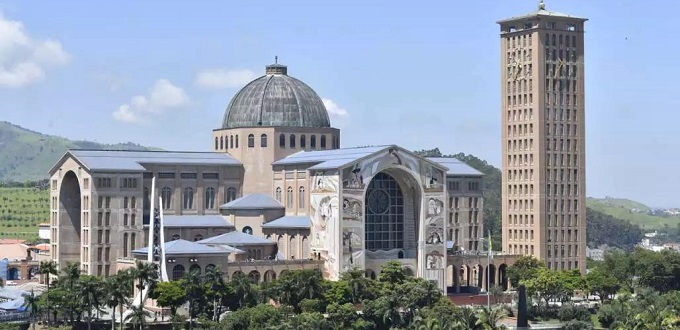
[49,61,507,293]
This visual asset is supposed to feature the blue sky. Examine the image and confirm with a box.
[0,1,678,208]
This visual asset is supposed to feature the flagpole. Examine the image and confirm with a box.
[487,230,492,309]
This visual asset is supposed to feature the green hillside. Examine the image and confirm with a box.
[0,121,160,182]
[587,197,651,212]
[0,186,48,241]
[587,197,680,230]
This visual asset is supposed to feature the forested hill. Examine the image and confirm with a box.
[0,121,159,182]
[413,147,643,251]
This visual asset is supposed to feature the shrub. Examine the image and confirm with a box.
[558,303,591,322]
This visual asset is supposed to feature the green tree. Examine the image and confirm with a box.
[22,290,41,330]
[523,268,564,313]
[230,272,256,308]
[154,281,186,325]
[38,260,58,325]
[130,260,158,312]
[507,256,545,287]
[80,275,105,330]
[183,269,204,330]
[203,265,226,321]
[105,273,132,330]
[478,307,508,330]
[59,262,81,325]
[124,305,150,330]
[586,267,621,303]
[340,268,374,304]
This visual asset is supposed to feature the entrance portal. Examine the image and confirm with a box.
[59,171,82,267]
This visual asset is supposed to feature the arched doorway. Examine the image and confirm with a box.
[264,270,276,282]
[365,269,376,280]
[248,270,261,283]
[486,264,496,290]
[498,264,509,290]
[59,171,82,267]
[8,268,19,280]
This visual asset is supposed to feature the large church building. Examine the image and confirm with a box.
[49,62,500,292]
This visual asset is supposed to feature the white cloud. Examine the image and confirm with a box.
[322,98,349,117]
[0,12,69,88]
[112,79,189,124]
[195,68,257,89]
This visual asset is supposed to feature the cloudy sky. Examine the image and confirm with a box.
[0,1,678,207]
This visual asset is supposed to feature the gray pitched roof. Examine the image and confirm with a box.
[426,158,483,177]
[497,3,587,23]
[219,193,283,210]
[51,149,241,173]
[197,231,275,246]
[132,239,227,256]
[160,215,234,228]
[262,216,311,229]
[272,145,390,168]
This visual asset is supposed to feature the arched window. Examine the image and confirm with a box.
[275,187,282,202]
[205,264,216,274]
[161,187,172,209]
[289,236,298,259]
[124,214,129,226]
[298,186,305,209]
[289,134,296,148]
[130,233,136,251]
[172,234,181,240]
[302,236,310,259]
[226,187,237,202]
[124,197,129,209]
[131,197,136,209]
[279,134,286,148]
[242,226,253,235]
[205,187,216,209]
[189,264,201,275]
[105,197,111,208]
[131,214,136,226]
[320,135,327,149]
[248,134,255,148]
[215,137,219,150]
[300,135,306,148]
[310,135,316,148]
[235,135,239,148]
[261,134,268,147]
[144,188,150,211]
[365,172,404,251]
[286,186,293,208]
[172,265,185,281]
[123,233,128,257]
[194,234,203,241]
[230,135,234,148]
[183,187,194,209]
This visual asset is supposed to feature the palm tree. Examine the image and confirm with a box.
[22,290,41,330]
[341,268,370,304]
[38,261,58,325]
[130,261,158,312]
[60,262,81,325]
[183,269,203,330]
[231,273,254,308]
[124,305,151,330]
[479,307,508,330]
[105,274,132,330]
[298,270,323,300]
[458,307,484,330]
[204,266,226,321]
[81,276,105,330]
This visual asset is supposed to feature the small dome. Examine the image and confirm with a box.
[221,62,331,129]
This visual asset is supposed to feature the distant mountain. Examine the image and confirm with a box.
[587,197,680,231]
[0,121,160,182]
